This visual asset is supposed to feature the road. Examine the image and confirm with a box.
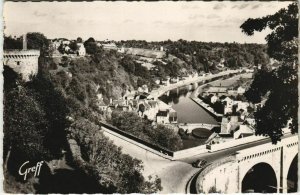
[150,69,240,99]
[104,123,294,194]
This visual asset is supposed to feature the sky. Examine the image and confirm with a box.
[3,1,292,43]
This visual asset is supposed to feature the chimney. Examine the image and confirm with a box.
[23,34,27,50]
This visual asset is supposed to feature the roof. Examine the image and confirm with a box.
[148,100,158,108]
[219,95,227,100]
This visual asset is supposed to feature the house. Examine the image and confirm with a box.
[62,40,70,45]
[111,99,127,108]
[204,86,228,96]
[170,77,179,83]
[219,116,243,136]
[237,86,246,94]
[169,111,177,123]
[77,43,86,56]
[138,100,159,121]
[98,102,108,112]
[102,43,118,50]
[246,68,254,73]
[193,72,199,77]
[234,101,250,112]
[217,63,225,69]
[128,99,138,110]
[153,77,161,85]
[135,92,154,100]
[233,125,254,139]
[64,45,71,52]
[245,117,255,127]
[156,110,169,124]
[222,97,234,114]
[124,93,135,101]
[140,85,149,93]
[161,78,170,86]
[52,40,62,49]
[118,46,125,53]
[227,90,238,96]
[210,95,218,104]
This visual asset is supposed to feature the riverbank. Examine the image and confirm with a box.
[189,72,254,121]
[150,69,241,99]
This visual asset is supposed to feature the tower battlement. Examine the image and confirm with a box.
[4,49,40,57]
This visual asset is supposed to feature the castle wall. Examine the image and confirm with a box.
[3,50,40,81]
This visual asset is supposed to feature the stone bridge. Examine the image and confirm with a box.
[178,123,219,133]
[196,134,298,193]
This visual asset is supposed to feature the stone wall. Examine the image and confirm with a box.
[3,49,40,81]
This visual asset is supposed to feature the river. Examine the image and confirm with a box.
[159,82,218,125]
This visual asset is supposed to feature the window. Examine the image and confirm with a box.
[16,61,20,65]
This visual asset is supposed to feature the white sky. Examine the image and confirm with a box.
[3,1,292,43]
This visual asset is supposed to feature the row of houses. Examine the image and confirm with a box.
[51,39,86,56]
[153,71,204,86]
[203,86,246,97]
[98,91,177,124]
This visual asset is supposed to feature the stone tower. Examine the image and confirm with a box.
[3,34,40,81]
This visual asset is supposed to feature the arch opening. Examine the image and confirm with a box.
[242,163,277,193]
[287,154,298,193]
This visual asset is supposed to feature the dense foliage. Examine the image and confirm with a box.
[68,118,162,193]
[3,34,162,193]
[3,67,69,175]
[241,3,298,143]
[111,111,183,151]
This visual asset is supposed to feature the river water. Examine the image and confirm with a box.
[159,82,218,125]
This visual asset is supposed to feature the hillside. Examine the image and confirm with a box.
[117,40,270,72]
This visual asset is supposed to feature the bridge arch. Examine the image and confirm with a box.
[242,162,277,193]
[287,154,298,193]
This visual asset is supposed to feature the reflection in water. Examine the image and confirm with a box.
[159,83,218,124]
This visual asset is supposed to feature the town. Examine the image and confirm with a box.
[3,1,298,194]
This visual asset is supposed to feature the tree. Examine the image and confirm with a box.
[84,37,99,55]
[111,111,183,151]
[68,118,162,193]
[151,125,183,151]
[3,69,69,176]
[241,3,298,143]
[69,41,78,52]
[77,37,83,43]
[27,32,50,56]
[3,36,22,49]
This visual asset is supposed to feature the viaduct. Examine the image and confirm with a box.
[196,134,298,193]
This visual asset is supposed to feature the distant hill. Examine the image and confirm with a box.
[117,40,270,72]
